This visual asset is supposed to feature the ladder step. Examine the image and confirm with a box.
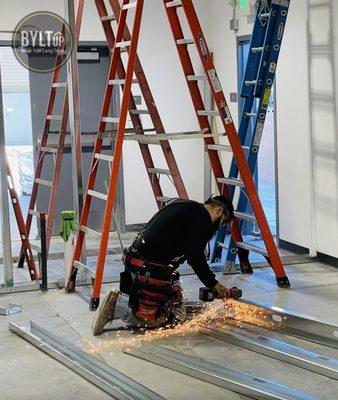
[251,47,263,53]
[116,41,131,48]
[217,177,244,188]
[74,261,96,279]
[88,189,108,201]
[94,153,114,162]
[80,225,102,237]
[52,82,67,88]
[176,38,194,45]
[259,12,271,18]
[197,110,219,117]
[207,144,250,152]
[30,243,41,253]
[122,2,137,9]
[156,196,171,203]
[236,241,268,257]
[148,168,171,175]
[109,79,138,85]
[102,117,119,123]
[187,75,207,81]
[47,115,62,121]
[245,112,257,117]
[234,211,256,222]
[35,178,53,187]
[244,80,257,86]
[101,15,115,22]
[130,109,150,115]
[40,146,58,154]
[166,0,182,7]
[125,131,226,143]
[28,209,48,218]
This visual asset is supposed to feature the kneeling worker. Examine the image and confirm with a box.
[93,196,242,335]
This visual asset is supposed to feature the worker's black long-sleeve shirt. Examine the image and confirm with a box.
[134,200,218,288]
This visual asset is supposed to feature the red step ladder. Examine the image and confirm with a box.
[66,0,191,307]
[7,162,39,281]
[163,0,289,288]
[17,1,85,268]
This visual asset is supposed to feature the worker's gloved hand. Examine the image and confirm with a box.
[214,283,242,300]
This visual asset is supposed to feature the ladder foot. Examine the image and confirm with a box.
[65,280,76,293]
[240,261,253,274]
[90,297,100,311]
[276,276,291,288]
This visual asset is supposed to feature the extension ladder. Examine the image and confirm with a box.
[7,162,39,280]
[17,1,85,268]
[210,0,291,269]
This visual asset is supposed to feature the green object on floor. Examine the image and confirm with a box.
[59,210,78,242]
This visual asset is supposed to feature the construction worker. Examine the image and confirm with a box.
[92,195,241,335]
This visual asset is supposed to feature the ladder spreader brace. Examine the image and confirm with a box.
[66,0,290,311]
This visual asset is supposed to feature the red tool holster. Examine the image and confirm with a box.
[121,249,183,323]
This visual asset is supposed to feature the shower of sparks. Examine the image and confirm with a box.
[78,299,275,355]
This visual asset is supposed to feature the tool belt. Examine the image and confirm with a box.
[120,248,182,322]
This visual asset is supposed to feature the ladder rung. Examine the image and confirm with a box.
[310,44,331,54]
[217,177,244,188]
[176,38,194,45]
[148,168,171,175]
[28,210,48,218]
[94,153,114,162]
[251,47,263,53]
[245,112,257,117]
[116,41,131,48]
[156,196,171,203]
[74,261,96,278]
[35,178,53,187]
[166,0,182,7]
[236,242,268,257]
[101,15,115,21]
[122,2,137,9]
[80,225,102,237]
[88,189,108,201]
[234,211,256,222]
[30,243,41,253]
[197,110,219,117]
[52,82,67,88]
[208,144,249,152]
[259,13,271,18]
[40,146,58,154]
[310,93,334,103]
[244,80,257,86]
[102,117,119,123]
[130,109,150,115]
[109,79,138,85]
[125,131,226,143]
[47,115,62,121]
[187,75,207,81]
[308,1,330,9]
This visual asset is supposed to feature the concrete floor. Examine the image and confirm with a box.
[1,261,338,399]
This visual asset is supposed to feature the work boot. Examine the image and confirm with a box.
[92,290,119,336]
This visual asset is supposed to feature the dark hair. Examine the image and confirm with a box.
[204,195,234,222]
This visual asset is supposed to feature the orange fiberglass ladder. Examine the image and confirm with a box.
[66,0,191,308]
[7,162,39,281]
[66,0,290,311]
[17,1,85,269]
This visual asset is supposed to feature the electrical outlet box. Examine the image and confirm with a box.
[230,19,239,31]
[230,92,238,103]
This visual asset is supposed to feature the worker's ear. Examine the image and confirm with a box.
[216,206,223,217]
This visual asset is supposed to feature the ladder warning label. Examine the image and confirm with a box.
[208,69,222,93]
[219,99,233,125]
[269,62,277,74]
[198,34,208,61]
[253,121,264,147]
[262,87,271,110]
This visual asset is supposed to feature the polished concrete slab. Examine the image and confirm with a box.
[1,261,338,399]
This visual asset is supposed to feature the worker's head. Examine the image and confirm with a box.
[204,195,234,231]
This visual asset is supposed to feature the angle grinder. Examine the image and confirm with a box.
[199,286,242,302]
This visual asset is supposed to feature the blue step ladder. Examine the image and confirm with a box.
[211,0,291,271]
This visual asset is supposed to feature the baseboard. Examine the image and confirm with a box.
[279,239,309,255]
[279,239,338,268]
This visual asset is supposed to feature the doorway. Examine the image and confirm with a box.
[237,38,278,236]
